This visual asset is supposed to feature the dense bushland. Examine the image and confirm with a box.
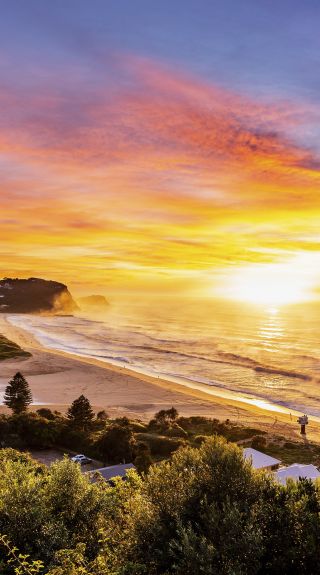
[1,437,320,574]
[2,374,320,573]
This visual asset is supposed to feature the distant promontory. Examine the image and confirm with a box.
[77,294,109,311]
[0,277,78,314]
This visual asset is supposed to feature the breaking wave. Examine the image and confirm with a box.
[7,297,320,416]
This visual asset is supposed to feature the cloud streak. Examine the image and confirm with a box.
[0,54,319,293]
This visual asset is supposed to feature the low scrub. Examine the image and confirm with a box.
[0,335,31,361]
[136,432,186,456]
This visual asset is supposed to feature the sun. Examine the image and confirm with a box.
[219,255,319,306]
[233,267,305,305]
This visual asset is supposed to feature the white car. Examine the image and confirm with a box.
[71,454,92,465]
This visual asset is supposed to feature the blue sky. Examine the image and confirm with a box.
[1,0,320,103]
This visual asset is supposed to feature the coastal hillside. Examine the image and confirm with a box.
[0,334,31,360]
[0,278,78,314]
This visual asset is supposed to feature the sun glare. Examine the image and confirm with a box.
[219,254,320,307]
[233,269,304,305]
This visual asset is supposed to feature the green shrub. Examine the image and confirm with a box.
[129,421,148,433]
[2,440,320,574]
[0,451,113,569]
[164,423,188,438]
[36,408,56,420]
[96,424,135,465]
[59,427,95,454]
[136,433,186,456]
[0,447,43,470]
[5,413,59,449]
[194,434,209,445]
[251,435,267,450]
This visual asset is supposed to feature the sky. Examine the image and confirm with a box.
[1,0,320,300]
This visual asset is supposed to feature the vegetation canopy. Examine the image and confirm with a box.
[1,388,320,573]
[0,438,320,574]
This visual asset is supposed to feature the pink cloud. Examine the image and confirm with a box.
[0,53,319,224]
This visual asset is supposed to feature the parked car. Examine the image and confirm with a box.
[71,454,92,465]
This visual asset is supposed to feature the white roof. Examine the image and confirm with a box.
[243,448,281,469]
[275,463,320,485]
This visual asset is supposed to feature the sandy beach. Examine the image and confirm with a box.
[1,314,320,442]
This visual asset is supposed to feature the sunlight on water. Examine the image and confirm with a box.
[7,296,320,417]
[258,309,284,352]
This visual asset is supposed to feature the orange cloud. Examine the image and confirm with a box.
[0,55,319,294]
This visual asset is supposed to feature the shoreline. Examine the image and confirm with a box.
[5,313,317,422]
[1,314,320,441]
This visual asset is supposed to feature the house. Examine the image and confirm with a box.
[243,447,281,471]
[88,463,136,483]
[275,463,320,485]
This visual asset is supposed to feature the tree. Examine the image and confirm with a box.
[134,442,152,475]
[152,407,179,431]
[0,450,113,570]
[67,395,94,431]
[96,410,109,421]
[3,372,32,414]
[123,436,267,574]
[96,424,134,465]
[166,407,179,422]
[93,410,109,431]
[9,412,59,449]
[154,407,179,426]
[3,439,320,574]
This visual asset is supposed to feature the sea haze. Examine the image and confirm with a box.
[7,297,320,417]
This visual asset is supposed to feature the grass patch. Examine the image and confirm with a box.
[0,334,31,361]
[262,439,320,466]
[176,416,266,443]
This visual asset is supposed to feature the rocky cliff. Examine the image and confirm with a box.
[0,278,78,314]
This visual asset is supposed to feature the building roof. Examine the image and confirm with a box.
[89,463,136,482]
[243,448,281,469]
[275,463,320,485]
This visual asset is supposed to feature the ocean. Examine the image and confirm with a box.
[7,297,320,417]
